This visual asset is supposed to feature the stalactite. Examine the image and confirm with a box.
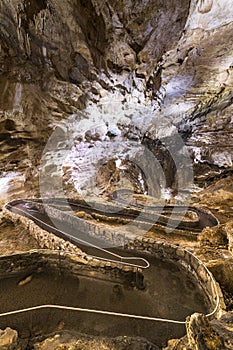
[198,0,213,14]
[35,10,47,36]
[25,33,31,57]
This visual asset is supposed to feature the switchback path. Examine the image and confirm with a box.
[0,197,220,346]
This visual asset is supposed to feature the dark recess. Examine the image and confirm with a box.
[24,0,47,23]
[73,0,108,69]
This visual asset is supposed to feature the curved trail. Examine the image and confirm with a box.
[6,200,150,270]
[0,250,214,346]
[108,189,219,232]
[5,197,218,268]
[7,195,219,231]
[2,197,220,327]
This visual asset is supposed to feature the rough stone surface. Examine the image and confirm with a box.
[186,313,224,349]
[0,327,18,350]
[164,312,233,350]
[2,206,85,259]
[0,214,40,255]
[33,331,159,350]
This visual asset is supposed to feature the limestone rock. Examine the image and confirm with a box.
[164,313,225,350]
[186,313,224,349]
[198,225,228,247]
[0,328,18,350]
[226,221,233,254]
[33,331,159,350]
[211,312,233,349]
[164,311,233,350]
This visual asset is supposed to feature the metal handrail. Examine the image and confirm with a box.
[1,202,220,324]
[6,203,150,269]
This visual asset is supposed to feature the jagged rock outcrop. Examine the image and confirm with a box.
[0,327,18,350]
[165,312,233,350]
[186,313,224,349]
[33,331,159,350]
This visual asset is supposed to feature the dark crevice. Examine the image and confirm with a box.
[129,41,143,55]
[23,0,47,23]
[107,60,131,74]
[141,136,178,196]
[73,0,108,70]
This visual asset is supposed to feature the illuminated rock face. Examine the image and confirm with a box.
[0,0,232,185]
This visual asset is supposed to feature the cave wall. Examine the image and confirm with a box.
[158,0,233,181]
[0,0,190,78]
